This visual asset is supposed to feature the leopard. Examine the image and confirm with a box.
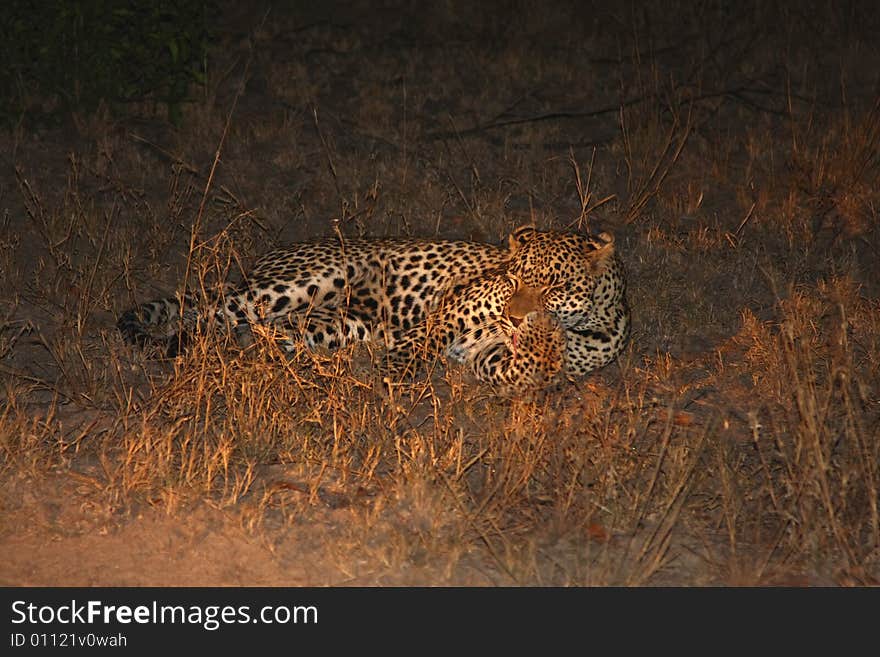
[504,226,630,377]
[117,226,630,389]
[388,271,567,390]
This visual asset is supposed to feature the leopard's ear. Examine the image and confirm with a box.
[508,225,537,253]
[584,231,616,268]
[588,231,615,254]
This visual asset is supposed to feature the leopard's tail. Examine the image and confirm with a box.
[117,295,200,357]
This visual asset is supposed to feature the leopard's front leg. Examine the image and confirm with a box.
[469,311,566,391]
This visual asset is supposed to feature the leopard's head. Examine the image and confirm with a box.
[505,226,620,329]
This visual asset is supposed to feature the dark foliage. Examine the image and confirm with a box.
[0,0,215,125]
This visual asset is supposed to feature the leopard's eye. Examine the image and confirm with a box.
[546,280,568,294]
[540,274,562,288]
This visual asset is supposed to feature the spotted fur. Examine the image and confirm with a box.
[387,272,566,390]
[505,227,630,375]
[117,227,629,389]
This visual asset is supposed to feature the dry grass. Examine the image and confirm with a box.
[1,0,878,585]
